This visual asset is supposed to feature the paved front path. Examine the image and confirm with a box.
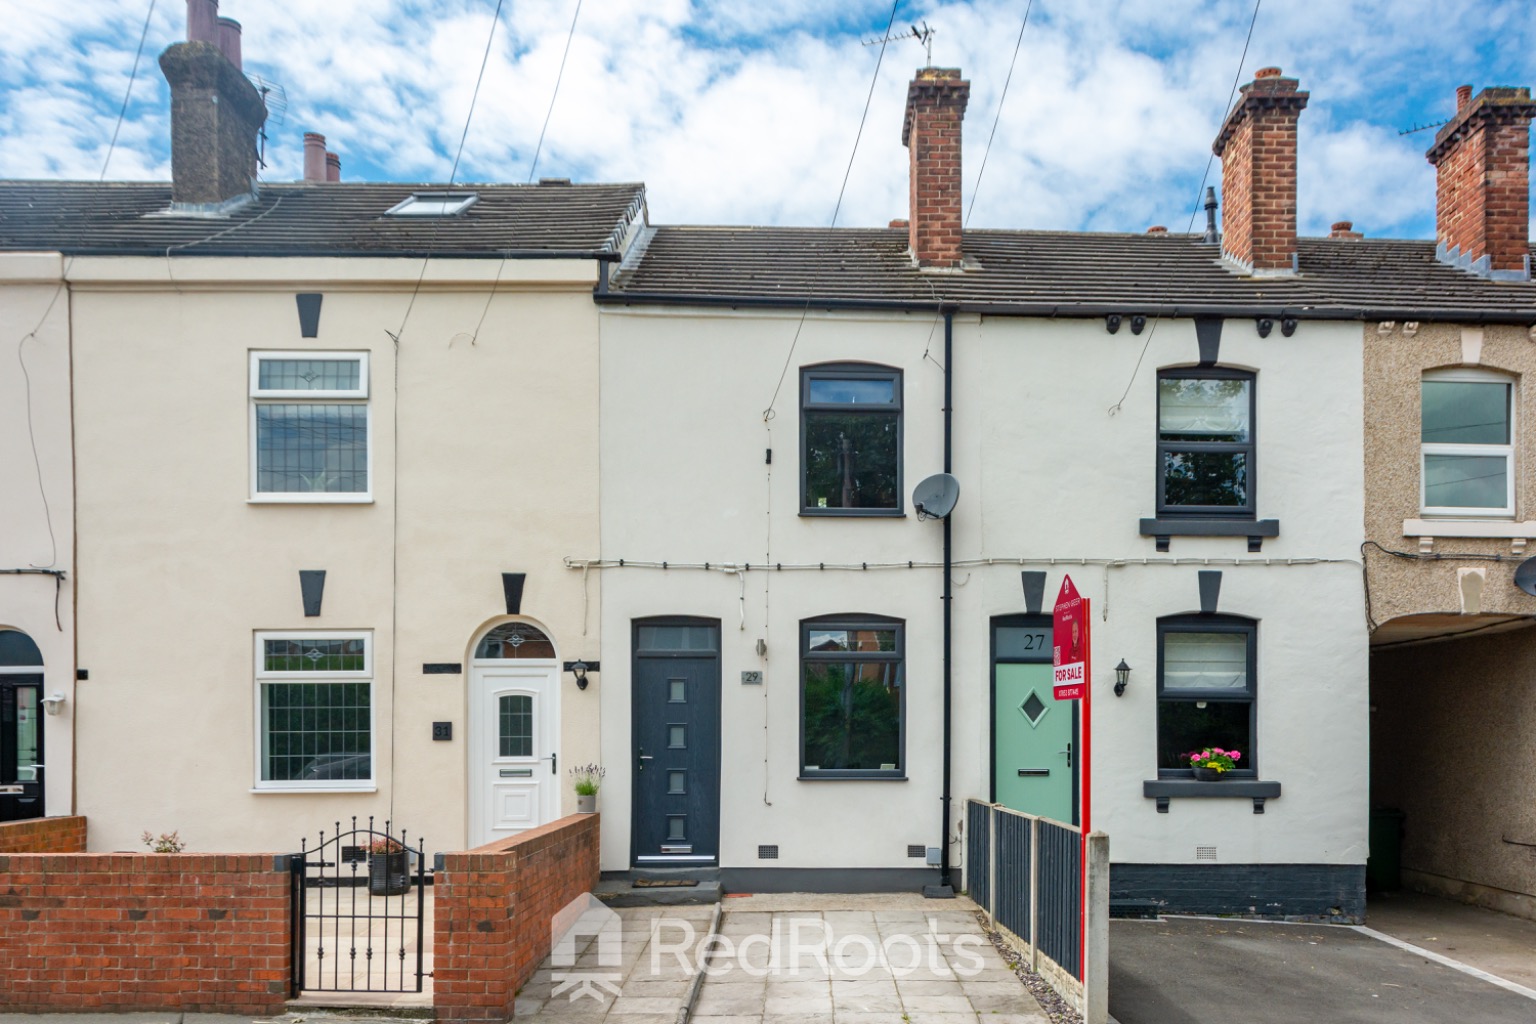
[516,893,1052,1023]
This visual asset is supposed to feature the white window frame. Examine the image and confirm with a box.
[253,630,375,793]
[384,191,478,216]
[1420,368,1515,519]
[249,350,372,503]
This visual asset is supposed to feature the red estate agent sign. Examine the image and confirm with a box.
[1053,575,1089,701]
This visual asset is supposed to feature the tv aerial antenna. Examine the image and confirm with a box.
[1397,117,1449,136]
[863,21,936,66]
[247,74,288,170]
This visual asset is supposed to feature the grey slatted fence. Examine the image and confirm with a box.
[1037,818,1083,979]
[966,797,991,912]
[965,798,1107,1023]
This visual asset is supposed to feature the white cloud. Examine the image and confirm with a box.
[0,0,1531,239]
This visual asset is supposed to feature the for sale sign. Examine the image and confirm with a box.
[1053,575,1089,701]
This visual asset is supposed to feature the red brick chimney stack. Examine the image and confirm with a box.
[1211,67,1309,274]
[326,152,341,182]
[187,0,219,43]
[216,17,242,69]
[1330,220,1363,240]
[902,67,970,270]
[303,133,327,182]
[1425,84,1536,280]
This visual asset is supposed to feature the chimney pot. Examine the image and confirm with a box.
[303,133,327,182]
[1146,225,1168,234]
[889,219,909,229]
[1456,84,1472,111]
[1330,220,1363,239]
[1331,221,1352,232]
[325,152,341,183]
[1254,66,1283,79]
[187,0,219,44]
[216,17,242,70]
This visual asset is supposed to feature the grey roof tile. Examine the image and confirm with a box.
[0,180,646,257]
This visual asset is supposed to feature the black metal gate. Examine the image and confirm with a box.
[290,817,427,995]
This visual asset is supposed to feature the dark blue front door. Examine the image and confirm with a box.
[1,679,44,822]
[631,620,721,866]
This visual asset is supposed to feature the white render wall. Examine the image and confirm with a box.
[0,253,76,820]
[67,256,603,853]
[597,305,1367,872]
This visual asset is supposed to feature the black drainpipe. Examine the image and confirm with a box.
[939,309,955,893]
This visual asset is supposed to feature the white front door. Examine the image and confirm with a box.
[469,663,558,847]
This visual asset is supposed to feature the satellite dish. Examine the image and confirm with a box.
[913,473,960,520]
[1514,557,1536,596]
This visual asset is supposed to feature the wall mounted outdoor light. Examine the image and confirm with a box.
[42,691,67,715]
[1113,660,1131,697]
[570,661,589,689]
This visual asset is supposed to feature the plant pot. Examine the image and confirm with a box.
[369,851,410,896]
[577,793,597,814]
[1192,766,1225,782]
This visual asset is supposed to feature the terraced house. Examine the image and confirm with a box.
[3,2,1535,928]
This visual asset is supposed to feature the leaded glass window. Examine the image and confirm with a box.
[256,632,372,787]
[475,623,556,659]
[251,352,370,500]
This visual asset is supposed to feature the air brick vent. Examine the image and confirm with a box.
[907,845,926,858]
[758,845,779,859]
[1196,846,1218,861]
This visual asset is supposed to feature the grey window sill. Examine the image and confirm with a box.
[1140,518,1280,552]
[1143,778,1280,813]
[798,774,908,781]
[799,510,907,519]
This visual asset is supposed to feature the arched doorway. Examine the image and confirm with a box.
[0,629,45,821]
[467,620,560,847]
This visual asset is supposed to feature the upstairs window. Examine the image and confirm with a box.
[250,352,370,501]
[1421,370,1514,517]
[801,365,902,515]
[1157,369,1255,518]
[800,616,904,778]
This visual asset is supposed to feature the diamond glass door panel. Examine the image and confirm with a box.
[472,665,555,846]
[0,680,44,822]
[632,634,721,863]
[994,661,1075,824]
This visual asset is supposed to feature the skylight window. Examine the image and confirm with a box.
[385,191,478,217]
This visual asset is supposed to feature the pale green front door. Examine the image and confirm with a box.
[993,621,1075,824]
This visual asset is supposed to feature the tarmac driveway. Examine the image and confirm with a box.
[1110,917,1536,1024]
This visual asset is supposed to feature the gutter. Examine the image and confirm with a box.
[594,290,1536,324]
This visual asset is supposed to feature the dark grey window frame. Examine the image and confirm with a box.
[1156,366,1257,519]
[799,614,906,780]
[1155,614,1257,780]
[799,363,904,517]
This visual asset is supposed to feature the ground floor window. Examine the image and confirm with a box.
[800,615,904,778]
[255,632,373,788]
[1156,615,1255,776]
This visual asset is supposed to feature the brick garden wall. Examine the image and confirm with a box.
[434,813,601,1024]
[0,851,292,1014]
[0,815,87,853]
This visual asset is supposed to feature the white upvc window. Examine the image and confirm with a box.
[1421,369,1515,518]
[250,351,371,502]
[253,631,374,792]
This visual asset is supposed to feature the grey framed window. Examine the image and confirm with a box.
[1156,615,1256,778]
[250,351,370,501]
[1157,368,1255,518]
[1421,369,1515,517]
[255,631,373,789]
[801,364,902,515]
[800,615,904,778]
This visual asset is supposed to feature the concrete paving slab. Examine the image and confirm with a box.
[1111,916,1536,1024]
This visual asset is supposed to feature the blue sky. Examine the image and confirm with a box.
[2,0,1533,239]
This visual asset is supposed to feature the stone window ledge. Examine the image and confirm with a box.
[1143,779,1281,814]
[1402,519,1536,554]
[1140,518,1280,552]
